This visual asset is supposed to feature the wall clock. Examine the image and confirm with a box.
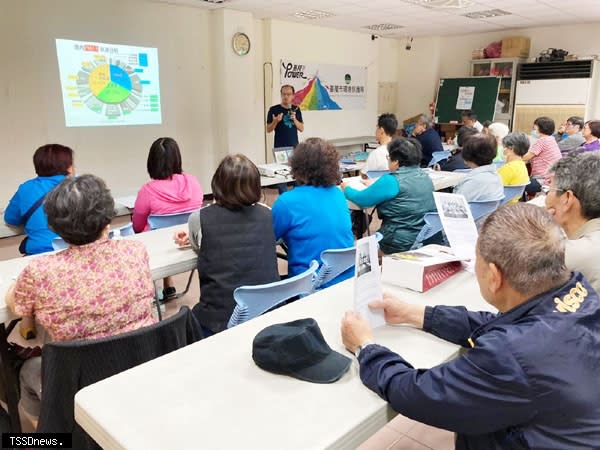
[232,32,250,56]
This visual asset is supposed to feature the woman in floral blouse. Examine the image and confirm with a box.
[6,174,156,420]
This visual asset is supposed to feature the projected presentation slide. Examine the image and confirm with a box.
[56,39,162,127]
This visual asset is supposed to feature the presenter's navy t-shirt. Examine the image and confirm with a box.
[267,104,303,148]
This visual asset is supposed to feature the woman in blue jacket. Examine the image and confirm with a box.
[4,144,74,254]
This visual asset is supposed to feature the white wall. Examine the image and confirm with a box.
[9,1,596,209]
[266,19,384,143]
[1,2,399,207]
[395,22,600,123]
[0,0,215,206]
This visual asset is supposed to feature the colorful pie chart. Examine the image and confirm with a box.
[88,64,133,104]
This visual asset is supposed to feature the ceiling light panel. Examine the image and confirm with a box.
[292,9,335,19]
[462,9,511,19]
[362,23,404,31]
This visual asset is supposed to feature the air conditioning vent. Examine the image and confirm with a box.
[518,60,594,80]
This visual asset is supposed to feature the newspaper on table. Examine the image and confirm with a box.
[433,192,478,261]
[353,234,385,329]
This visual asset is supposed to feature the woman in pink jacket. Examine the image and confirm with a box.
[133,137,203,299]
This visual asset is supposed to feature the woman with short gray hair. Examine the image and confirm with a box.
[5,174,156,421]
[411,114,443,167]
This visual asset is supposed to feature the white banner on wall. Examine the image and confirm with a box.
[280,60,367,111]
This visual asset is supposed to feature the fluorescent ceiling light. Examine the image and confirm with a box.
[292,10,335,20]
[401,0,474,8]
[463,9,511,19]
[363,23,404,31]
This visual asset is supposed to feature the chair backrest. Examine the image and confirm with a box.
[147,210,198,230]
[411,212,443,249]
[366,170,390,179]
[227,260,319,328]
[52,223,136,251]
[468,200,501,221]
[314,247,356,290]
[314,232,383,289]
[428,150,451,167]
[37,307,202,449]
[51,236,68,251]
[500,184,528,206]
[108,222,135,238]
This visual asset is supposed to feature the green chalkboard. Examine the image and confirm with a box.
[434,77,501,124]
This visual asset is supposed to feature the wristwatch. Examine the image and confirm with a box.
[354,341,375,358]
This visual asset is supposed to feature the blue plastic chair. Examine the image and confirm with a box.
[366,170,390,179]
[411,212,444,249]
[428,150,451,167]
[469,200,501,221]
[51,222,135,251]
[227,260,319,328]
[411,201,500,249]
[313,232,383,290]
[500,184,528,206]
[147,210,198,230]
[108,222,134,239]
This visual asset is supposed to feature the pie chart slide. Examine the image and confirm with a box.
[88,64,133,104]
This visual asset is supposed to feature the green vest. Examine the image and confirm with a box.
[377,166,436,254]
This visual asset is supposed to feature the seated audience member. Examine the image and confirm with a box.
[481,120,492,135]
[4,144,74,255]
[272,138,354,285]
[556,116,585,154]
[343,138,435,254]
[361,113,397,176]
[438,125,478,172]
[523,116,562,192]
[460,110,483,132]
[453,134,504,202]
[174,155,279,336]
[341,203,600,448]
[6,175,156,420]
[133,137,203,300]
[545,152,600,292]
[578,120,600,152]
[497,132,530,204]
[411,115,443,167]
[488,122,509,162]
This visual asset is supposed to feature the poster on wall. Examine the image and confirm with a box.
[280,60,367,111]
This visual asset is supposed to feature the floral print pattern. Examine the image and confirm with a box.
[13,238,156,341]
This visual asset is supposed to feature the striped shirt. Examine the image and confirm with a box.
[529,135,562,179]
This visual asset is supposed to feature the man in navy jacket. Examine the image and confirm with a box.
[341,203,600,449]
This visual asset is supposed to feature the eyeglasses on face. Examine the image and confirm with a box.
[541,185,565,195]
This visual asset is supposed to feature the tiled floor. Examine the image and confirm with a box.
[0,188,455,448]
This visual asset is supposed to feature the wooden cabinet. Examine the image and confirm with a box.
[470,57,524,127]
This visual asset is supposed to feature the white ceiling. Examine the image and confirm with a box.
[152,0,600,38]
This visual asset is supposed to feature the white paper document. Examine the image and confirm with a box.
[353,235,386,328]
[433,192,478,260]
[456,86,475,110]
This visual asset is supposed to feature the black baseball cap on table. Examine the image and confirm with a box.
[252,318,352,384]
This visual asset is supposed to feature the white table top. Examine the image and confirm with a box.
[1,197,133,239]
[0,225,196,323]
[75,270,495,450]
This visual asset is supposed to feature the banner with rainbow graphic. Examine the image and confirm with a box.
[280,60,367,111]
